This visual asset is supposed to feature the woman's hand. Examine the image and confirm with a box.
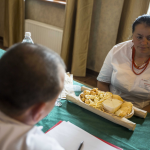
[97,81,110,92]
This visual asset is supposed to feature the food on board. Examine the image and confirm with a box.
[80,88,133,117]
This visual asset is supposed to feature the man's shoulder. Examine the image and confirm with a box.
[0,124,64,150]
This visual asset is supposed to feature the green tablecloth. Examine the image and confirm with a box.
[36,81,150,150]
[0,49,5,58]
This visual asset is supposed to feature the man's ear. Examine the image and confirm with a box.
[31,102,46,123]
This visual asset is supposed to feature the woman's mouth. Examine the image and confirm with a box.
[140,47,147,50]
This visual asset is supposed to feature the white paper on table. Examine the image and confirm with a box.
[65,85,81,92]
[46,121,118,150]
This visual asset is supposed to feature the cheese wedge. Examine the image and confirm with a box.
[102,99,123,113]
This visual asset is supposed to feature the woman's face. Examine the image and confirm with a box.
[132,23,150,56]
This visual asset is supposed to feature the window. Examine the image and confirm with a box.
[40,0,66,5]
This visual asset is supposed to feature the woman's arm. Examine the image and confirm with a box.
[97,81,110,92]
[97,48,113,92]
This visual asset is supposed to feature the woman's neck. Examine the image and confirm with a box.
[134,51,150,67]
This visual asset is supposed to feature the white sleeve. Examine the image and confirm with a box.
[97,48,113,83]
[25,127,65,150]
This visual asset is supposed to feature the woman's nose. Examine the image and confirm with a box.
[141,38,148,45]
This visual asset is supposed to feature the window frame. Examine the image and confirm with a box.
[39,0,66,5]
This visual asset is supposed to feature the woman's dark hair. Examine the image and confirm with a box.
[0,43,65,116]
[132,14,150,33]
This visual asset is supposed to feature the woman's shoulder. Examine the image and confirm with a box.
[114,40,133,49]
[107,40,133,60]
[110,40,133,54]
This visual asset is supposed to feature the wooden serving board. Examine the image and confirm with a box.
[78,92,134,119]
[66,86,147,131]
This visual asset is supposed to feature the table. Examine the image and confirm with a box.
[0,49,149,150]
[36,81,150,150]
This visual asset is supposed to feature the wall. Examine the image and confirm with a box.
[0,0,5,37]
[0,0,65,37]
[26,0,124,73]
[0,0,124,73]
[25,0,65,29]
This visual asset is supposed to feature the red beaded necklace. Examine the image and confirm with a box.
[132,46,150,75]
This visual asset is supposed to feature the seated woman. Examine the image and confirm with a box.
[97,14,150,111]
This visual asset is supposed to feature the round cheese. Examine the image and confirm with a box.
[102,99,123,113]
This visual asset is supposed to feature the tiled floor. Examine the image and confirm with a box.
[0,38,97,88]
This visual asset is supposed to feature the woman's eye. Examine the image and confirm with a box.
[137,36,142,39]
[147,37,150,41]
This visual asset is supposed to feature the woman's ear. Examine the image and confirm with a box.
[31,102,46,123]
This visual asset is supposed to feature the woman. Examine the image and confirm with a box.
[97,14,150,110]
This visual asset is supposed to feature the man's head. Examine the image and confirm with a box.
[0,43,65,124]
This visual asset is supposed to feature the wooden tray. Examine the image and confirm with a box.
[79,92,134,119]
[66,86,147,131]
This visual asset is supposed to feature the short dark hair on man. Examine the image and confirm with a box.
[132,14,150,33]
[0,43,65,116]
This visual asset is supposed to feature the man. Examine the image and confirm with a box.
[0,43,65,150]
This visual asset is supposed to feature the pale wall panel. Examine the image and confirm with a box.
[25,0,65,29]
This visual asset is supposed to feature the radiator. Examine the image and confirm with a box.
[25,19,63,55]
